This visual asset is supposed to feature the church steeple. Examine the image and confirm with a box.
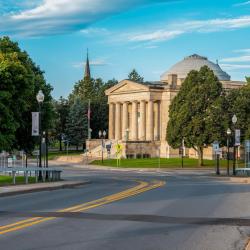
[84,49,91,79]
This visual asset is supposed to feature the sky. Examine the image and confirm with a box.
[1,0,250,98]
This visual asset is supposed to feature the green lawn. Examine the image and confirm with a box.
[92,158,244,168]
[0,175,36,186]
[47,150,84,160]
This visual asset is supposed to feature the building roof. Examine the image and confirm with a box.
[161,54,231,81]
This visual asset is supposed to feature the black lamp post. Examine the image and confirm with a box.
[36,90,44,180]
[232,114,237,176]
[226,128,231,176]
[99,130,107,164]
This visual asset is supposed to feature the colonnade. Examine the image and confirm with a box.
[108,100,160,141]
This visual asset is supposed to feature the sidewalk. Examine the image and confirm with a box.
[0,180,90,197]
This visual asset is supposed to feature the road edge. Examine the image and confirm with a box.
[0,180,91,198]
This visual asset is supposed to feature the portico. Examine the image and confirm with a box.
[106,80,163,143]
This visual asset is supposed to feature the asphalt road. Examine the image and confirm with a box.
[0,165,250,250]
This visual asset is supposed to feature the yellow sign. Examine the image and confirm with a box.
[115,143,123,167]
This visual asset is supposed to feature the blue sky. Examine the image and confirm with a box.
[1,0,250,98]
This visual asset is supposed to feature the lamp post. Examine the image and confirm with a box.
[232,114,237,176]
[99,130,106,164]
[36,90,44,180]
[226,128,231,176]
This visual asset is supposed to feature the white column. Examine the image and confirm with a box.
[146,100,154,141]
[122,102,128,140]
[139,100,146,140]
[131,101,138,140]
[115,102,121,140]
[154,101,160,141]
[108,103,115,139]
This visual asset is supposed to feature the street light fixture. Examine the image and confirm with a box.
[99,130,106,164]
[226,128,231,176]
[36,90,44,180]
[232,114,237,125]
[232,114,237,176]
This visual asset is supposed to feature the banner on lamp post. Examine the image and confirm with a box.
[235,129,241,146]
[32,112,39,136]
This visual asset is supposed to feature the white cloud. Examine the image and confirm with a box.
[80,28,109,36]
[128,16,250,42]
[233,48,250,54]
[233,1,250,7]
[220,55,250,63]
[145,45,159,49]
[220,64,250,70]
[0,0,173,37]
[130,30,184,42]
[220,49,250,72]
[72,59,109,68]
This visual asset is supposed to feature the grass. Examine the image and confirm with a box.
[91,158,244,168]
[0,175,36,186]
[47,150,84,160]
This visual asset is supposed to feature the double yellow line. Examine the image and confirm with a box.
[0,180,165,235]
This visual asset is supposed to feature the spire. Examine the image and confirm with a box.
[84,49,91,79]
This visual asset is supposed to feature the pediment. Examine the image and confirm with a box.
[105,80,149,95]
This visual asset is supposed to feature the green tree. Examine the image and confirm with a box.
[227,80,250,139]
[65,98,88,150]
[128,69,144,83]
[167,66,228,166]
[54,97,70,151]
[68,77,117,139]
[246,76,250,84]
[0,36,54,153]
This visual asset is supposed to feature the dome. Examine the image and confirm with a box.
[161,54,231,81]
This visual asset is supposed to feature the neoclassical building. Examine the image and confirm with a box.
[88,54,245,159]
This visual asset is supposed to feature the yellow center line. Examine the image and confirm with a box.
[0,180,165,235]
[0,181,148,231]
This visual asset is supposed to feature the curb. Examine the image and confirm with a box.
[78,165,216,172]
[0,181,91,198]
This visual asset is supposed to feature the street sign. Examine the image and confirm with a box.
[32,112,39,136]
[33,150,39,156]
[245,140,250,152]
[212,141,219,151]
[235,129,241,146]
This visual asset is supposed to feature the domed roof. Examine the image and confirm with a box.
[161,54,231,81]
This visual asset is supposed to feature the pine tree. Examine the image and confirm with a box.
[65,98,88,150]
[128,69,144,83]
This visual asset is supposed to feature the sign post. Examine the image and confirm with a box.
[212,141,220,175]
[245,140,250,168]
[115,143,123,167]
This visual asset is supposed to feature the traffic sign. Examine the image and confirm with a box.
[212,141,219,151]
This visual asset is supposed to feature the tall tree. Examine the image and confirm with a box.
[68,77,117,139]
[246,76,250,84]
[54,97,70,151]
[227,78,250,139]
[128,69,144,83]
[65,98,88,150]
[0,36,54,153]
[167,66,228,166]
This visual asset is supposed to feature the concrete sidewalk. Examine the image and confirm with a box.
[0,180,90,197]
